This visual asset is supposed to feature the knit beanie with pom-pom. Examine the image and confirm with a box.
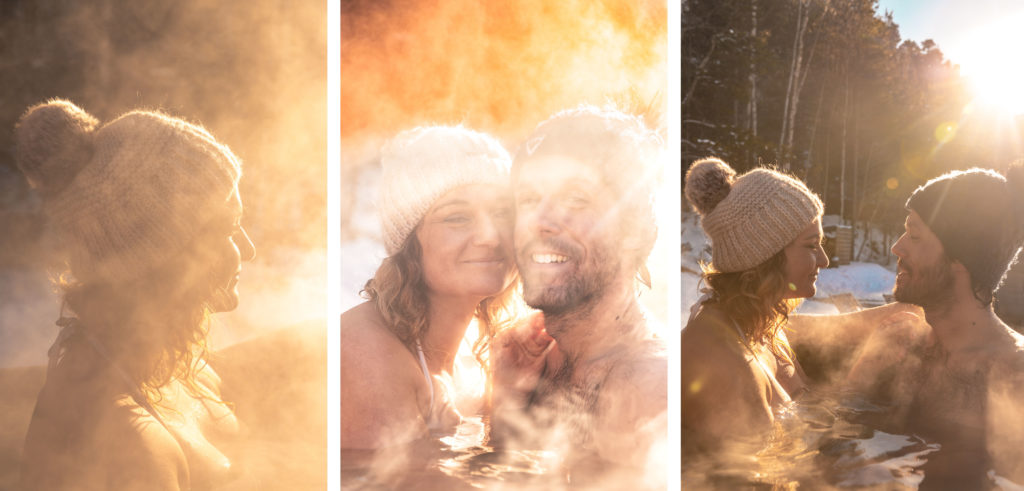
[684,157,823,273]
[15,99,241,284]
[377,126,511,255]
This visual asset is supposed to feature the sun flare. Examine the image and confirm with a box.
[957,10,1024,116]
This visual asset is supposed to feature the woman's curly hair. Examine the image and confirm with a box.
[701,249,801,362]
[59,237,231,409]
[362,231,524,389]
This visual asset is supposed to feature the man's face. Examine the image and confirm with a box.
[890,210,955,307]
[513,155,623,317]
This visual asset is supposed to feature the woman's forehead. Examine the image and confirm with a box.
[431,183,511,209]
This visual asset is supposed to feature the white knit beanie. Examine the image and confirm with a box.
[15,99,241,284]
[685,157,823,273]
[378,126,511,255]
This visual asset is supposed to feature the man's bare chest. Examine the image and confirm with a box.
[909,359,988,436]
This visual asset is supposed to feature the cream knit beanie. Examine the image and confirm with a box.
[378,126,511,255]
[685,157,823,273]
[15,99,241,284]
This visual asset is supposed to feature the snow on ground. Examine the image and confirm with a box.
[681,212,710,274]
[813,262,896,305]
[682,215,897,325]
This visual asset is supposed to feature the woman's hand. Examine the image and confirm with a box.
[492,312,556,409]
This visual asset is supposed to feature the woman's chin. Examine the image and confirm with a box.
[783,284,815,300]
[210,289,241,313]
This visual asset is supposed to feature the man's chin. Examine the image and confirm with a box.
[523,286,576,316]
[892,286,937,308]
[892,286,912,305]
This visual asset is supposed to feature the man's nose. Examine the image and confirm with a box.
[891,234,905,258]
[529,198,561,236]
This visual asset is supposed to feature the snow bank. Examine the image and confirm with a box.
[682,213,897,325]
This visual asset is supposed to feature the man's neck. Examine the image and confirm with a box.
[422,294,479,373]
[544,279,649,366]
[923,296,1005,356]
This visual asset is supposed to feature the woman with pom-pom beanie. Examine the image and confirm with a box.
[682,157,828,454]
[17,99,253,489]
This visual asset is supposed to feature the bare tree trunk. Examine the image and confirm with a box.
[778,0,806,165]
[805,82,826,172]
[683,37,717,110]
[840,68,849,221]
[852,85,859,251]
[823,93,833,208]
[786,28,818,151]
[748,0,758,139]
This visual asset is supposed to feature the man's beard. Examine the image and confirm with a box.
[893,255,955,308]
[517,237,621,321]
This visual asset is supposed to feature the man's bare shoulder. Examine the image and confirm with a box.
[591,339,667,468]
[985,328,1024,378]
[604,345,667,402]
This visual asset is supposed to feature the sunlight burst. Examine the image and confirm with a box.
[958,10,1024,116]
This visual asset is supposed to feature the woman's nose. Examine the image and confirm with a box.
[474,214,502,247]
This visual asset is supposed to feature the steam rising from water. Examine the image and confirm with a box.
[0,1,326,488]
[341,0,666,141]
[342,0,668,486]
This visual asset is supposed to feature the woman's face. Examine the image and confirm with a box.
[415,183,516,302]
[194,189,256,312]
[782,218,828,299]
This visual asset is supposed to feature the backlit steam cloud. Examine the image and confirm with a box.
[0,1,326,488]
[341,0,668,488]
[341,0,667,141]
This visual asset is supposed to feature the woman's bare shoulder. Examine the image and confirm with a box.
[682,304,745,363]
[340,302,418,370]
[340,303,429,447]
[21,386,187,489]
[100,396,188,489]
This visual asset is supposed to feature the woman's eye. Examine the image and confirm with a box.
[567,194,589,207]
[444,214,469,224]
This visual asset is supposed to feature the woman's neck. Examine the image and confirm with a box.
[421,294,481,374]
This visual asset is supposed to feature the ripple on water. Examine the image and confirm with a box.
[342,417,570,490]
[683,390,943,490]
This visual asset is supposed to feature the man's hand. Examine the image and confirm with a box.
[492,312,556,409]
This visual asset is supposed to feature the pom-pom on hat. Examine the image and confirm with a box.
[378,126,511,255]
[15,99,241,284]
[685,157,824,273]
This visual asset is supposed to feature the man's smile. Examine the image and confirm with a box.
[533,253,569,264]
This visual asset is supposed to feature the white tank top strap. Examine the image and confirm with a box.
[416,341,435,423]
[731,320,793,405]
